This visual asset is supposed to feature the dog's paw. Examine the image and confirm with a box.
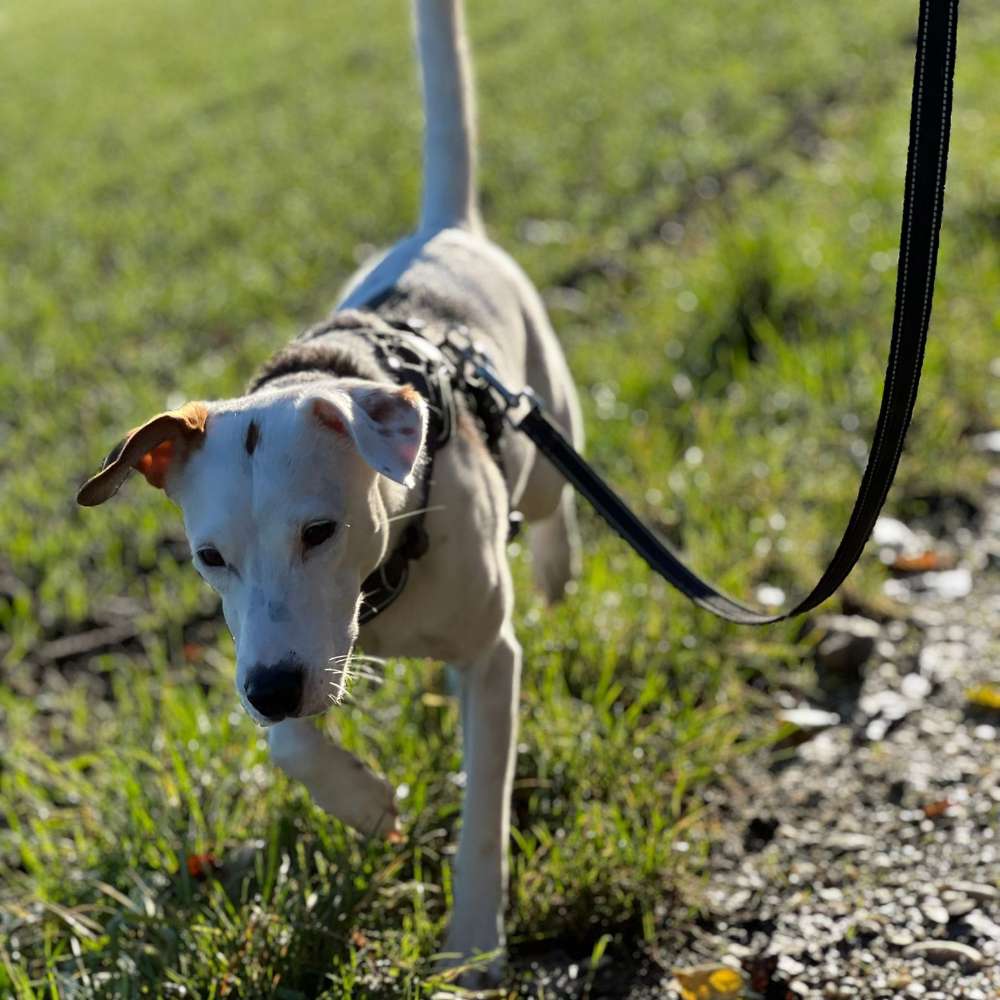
[434,953,503,992]
[308,748,401,840]
[437,921,504,989]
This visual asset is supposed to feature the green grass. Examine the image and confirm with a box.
[1,0,997,995]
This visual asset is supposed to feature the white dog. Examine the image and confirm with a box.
[79,0,582,978]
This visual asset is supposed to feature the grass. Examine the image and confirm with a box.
[1,0,997,995]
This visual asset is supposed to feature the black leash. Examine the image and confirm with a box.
[451,0,959,625]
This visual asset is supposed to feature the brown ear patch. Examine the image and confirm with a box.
[77,401,209,506]
[136,439,177,488]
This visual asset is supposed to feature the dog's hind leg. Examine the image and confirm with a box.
[530,485,581,604]
[443,622,521,983]
[268,718,400,840]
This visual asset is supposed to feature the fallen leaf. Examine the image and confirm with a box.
[922,799,951,819]
[891,550,954,574]
[186,853,221,880]
[673,964,744,1000]
[967,685,1000,711]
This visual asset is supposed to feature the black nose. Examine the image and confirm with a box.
[244,662,304,721]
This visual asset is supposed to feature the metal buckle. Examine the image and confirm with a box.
[441,326,542,420]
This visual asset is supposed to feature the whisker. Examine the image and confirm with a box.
[385,505,446,525]
[343,665,384,682]
[345,675,384,687]
[328,653,388,666]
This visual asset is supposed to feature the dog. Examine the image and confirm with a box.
[78,0,583,979]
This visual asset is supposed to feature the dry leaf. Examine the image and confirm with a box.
[922,798,951,819]
[673,963,745,999]
[891,550,954,574]
[966,685,1000,711]
[185,853,220,880]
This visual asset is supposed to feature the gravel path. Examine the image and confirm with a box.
[519,483,1000,999]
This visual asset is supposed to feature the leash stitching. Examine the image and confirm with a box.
[877,0,955,515]
[851,0,930,528]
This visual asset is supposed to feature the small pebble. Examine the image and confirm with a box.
[943,894,976,918]
[902,940,985,968]
[826,831,873,852]
[941,881,999,902]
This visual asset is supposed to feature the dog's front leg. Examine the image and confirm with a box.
[268,717,399,840]
[444,623,521,981]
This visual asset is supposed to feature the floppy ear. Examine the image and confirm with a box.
[312,384,428,487]
[77,402,210,507]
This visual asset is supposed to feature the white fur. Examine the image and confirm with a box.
[415,0,479,233]
[269,718,400,838]
[168,381,425,723]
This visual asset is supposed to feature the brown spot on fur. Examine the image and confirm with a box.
[245,419,260,456]
[172,401,210,435]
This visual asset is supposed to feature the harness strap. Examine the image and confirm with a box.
[506,0,958,625]
[342,325,452,625]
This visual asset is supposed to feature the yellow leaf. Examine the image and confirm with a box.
[967,685,1000,711]
[673,963,745,999]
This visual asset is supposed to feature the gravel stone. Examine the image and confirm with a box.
[902,940,985,968]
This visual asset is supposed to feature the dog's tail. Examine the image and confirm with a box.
[414,0,480,233]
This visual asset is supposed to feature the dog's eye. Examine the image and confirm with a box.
[302,520,337,550]
[197,547,226,569]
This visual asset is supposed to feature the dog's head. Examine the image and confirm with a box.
[78,380,427,724]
